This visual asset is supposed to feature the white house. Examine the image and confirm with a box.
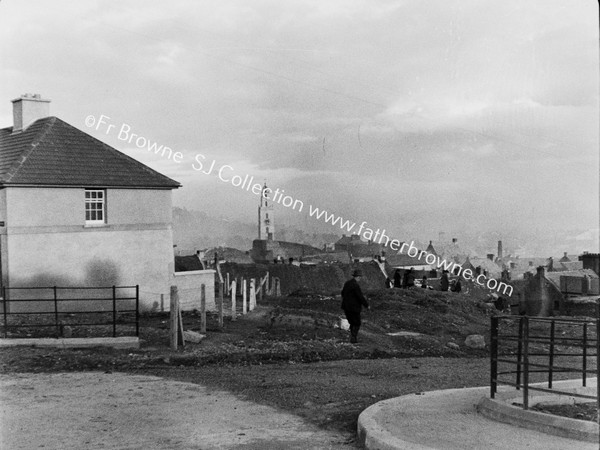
[0,94,181,311]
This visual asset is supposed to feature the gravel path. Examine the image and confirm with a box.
[0,372,356,450]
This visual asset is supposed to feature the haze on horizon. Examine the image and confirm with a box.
[1,0,598,254]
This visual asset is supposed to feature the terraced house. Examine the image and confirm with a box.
[0,94,180,310]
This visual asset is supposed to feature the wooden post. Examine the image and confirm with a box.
[170,286,179,350]
[231,280,237,321]
[200,284,206,334]
[226,273,230,296]
[276,277,281,296]
[242,278,247,315]
[259,273,266,302]
[266,271,270,295]
[178,305,185,348]
[160,293,164,312]
[218,281,224,328]
[249,279,255,311]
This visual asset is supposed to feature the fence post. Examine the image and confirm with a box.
[226,273,230,296]
[582,322,587,387]
[170,286,179,350]
[200,284,206,334]
[490,316,498,398]
[242,278,247,315]
[135,285,140,337]
[2,286,6,338]
[160,293,164,312]
[522,316,530,410]
[231,280,237,321]
[596,298,600,443]
[250,279,256,311]
[275,277,281,297]
[54,286,60,338]
[112,286,117,337]
[516,316,524,390]
[218,281,224,328]
[266,272,270,295]
[548,319,555,389]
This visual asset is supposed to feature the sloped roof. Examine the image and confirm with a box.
[553,261,584,272]
[349,242,382,258]
[545,269,599,286]
[175,255,204,272]
[386,253,425,267]
[0,117,180,188]
[207,247,253,264]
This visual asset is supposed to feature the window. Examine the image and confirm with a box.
[85,189,106,225]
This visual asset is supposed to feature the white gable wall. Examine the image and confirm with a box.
[0,186,175,311]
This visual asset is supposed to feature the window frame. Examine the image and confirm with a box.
[85,189,106,226]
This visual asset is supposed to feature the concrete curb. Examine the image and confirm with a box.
[0,336,140,349]
[358,380,598,450]
[478,389,599,443]
[357,397,435,450]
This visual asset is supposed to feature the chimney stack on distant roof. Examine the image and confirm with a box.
[11,93,51,133]
[487,253,494,261]
[452,238,457,244]
[498,240,503,260]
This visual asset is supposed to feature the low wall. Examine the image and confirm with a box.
[171,270,216,311]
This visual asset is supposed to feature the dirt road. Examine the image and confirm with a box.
[0,372,356,450]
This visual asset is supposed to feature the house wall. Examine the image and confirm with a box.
[1,187,175,311]
[523,268,563,316]
[171,270,216,311]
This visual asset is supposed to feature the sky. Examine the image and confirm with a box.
[0,0,598,252]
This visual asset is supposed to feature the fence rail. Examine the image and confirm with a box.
[1,285,139,338]
[490,304,599,413]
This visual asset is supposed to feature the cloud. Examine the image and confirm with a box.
[0,0,597,245]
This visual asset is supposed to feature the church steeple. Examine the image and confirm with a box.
[258,181,274,240]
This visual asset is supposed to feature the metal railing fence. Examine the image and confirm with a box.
[1,285,139,338]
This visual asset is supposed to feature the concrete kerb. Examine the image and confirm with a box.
[0,336,140,349]
[478,380,599,443]
[358,379,598,450]
[357,396,436,450]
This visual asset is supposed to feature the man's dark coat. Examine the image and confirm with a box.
[341,278,369,313]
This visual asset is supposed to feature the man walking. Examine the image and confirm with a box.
[341,269,370,343]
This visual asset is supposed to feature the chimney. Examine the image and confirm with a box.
[11,94,51,132]
[564,252,568,257]
[497,240,503,260]
[487,253,494,261]
[452,238,457,244]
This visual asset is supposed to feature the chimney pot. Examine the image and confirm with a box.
[452,238,457,243]
[11,94,51,133]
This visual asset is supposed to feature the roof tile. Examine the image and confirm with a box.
[0,117,180,188]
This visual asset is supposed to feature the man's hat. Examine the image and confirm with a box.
[352,269,363,277]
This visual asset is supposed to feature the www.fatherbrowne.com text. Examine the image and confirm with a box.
[84,114,512,297]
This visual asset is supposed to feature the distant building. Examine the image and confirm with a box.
[579,252,600,277]
[559,252,571,263]
[258,182,274,240]
[250,239,322,264]
[0,94,180,310]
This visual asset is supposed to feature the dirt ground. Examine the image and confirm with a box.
[0,287,591,447]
